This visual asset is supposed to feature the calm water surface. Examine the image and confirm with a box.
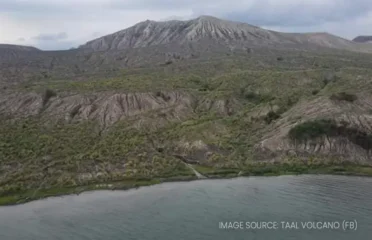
[1,175,371,240]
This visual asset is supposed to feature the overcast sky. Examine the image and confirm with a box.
[1,0,371,50]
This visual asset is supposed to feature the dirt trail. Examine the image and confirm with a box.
[186,164,207,179]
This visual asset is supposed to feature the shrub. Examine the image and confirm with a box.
[155,91,171,101]
[288,119,336,141]
[330,92,357,102]
[288,119,372,150]
[283,96,299,110]
[243,91,258,100]
[264,111,281,124]
[312,90,319,95]
[42,89,57,106]
[199,83,212,92]
[242,91,262,102]
[239,89,273,104]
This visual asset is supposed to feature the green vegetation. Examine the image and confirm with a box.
[0,178,170,206]
[288,119,372,150]
[288,119,337,141]
[3,48,372,206]
[312,90,319,95]
[243,162,372,177]
[2,160,372,206]
[0,118,197,197]
[40,88,57,108]
[330,92,358,102]
[264,111,281,124]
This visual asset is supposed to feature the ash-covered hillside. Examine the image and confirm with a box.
[80,15,365,52]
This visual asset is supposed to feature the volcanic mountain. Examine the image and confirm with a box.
[1,16,371,76]
[2,16,372,203]
[79,15,367,52]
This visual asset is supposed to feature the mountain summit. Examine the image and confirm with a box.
[79,15,277,51]
[79,15,360,52]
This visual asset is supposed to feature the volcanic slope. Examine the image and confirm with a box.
[80,15,368,53]
[2,16,372,204]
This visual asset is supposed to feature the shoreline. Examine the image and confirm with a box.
[1,163,372,207]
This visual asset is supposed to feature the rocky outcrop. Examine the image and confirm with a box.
[0,90,240,128]
[254,93,372,163]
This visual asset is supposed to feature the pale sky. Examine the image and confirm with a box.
[1,0,372,50]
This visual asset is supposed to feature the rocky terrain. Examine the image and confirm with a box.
[1,16,372,204]
[0,44,40,62]
[80,16,368,53]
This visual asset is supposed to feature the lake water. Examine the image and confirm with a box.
[1,175,371,240]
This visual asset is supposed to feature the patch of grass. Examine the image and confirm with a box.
[192,165,215,174]
[0,118,195,195]
[0,195,20,206]
[2,161,372,206]
[0,178,166,206]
